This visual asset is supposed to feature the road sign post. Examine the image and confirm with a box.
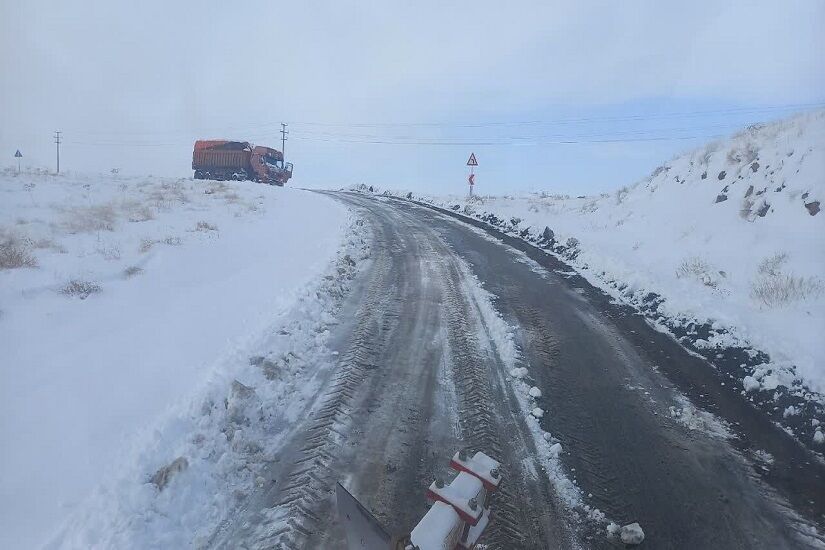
[14,150,22,175]
[466,153,478,197]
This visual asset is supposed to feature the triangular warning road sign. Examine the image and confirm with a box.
[14,150,22,158]
[466,152,478,166]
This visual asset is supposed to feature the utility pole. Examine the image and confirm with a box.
[54,130,62,174]
[280,122,288,161]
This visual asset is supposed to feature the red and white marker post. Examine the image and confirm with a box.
[336,448,503,550]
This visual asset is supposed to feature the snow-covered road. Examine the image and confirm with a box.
[208,191,573,548]
[209,192,825,549]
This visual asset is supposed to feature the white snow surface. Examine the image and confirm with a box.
[0,171,351,548]
[405,111,825,395]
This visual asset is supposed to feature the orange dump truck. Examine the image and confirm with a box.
[192,140,293,186]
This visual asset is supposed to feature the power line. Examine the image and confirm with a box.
[58,120,752,146]
[288,101,825,128]
[289,133,727,146]
[288,120,745,142]
[58,101,824,148]
[64,101,825,139]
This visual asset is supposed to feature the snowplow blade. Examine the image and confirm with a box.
[335,482,393,550]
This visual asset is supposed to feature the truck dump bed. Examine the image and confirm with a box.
[192,141,251,172]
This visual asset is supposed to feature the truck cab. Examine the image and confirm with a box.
[251,146,293,186]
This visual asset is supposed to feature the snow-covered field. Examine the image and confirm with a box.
[0,171,355,548]
[382,110,825,444]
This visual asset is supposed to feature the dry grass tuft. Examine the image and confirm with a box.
[757,252,788,277]
[61,279,101,299]
[61,204,117,234]
[751,275,822,307]
[0,235,38,269]
[123,265,144,278]
[139,239,154,253]
[125,202,155,222]
[751,252,821,307]
[97,244,121,261]
[195,221,218,232]
[160,236,182,246]
[676,257,718,287]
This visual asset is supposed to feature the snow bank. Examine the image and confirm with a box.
[445,111,824,388]
[0,171,351,548]
[374,110,825,443]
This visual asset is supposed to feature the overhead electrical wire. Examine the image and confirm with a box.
[61,101,823,147]
[286,101,825,128]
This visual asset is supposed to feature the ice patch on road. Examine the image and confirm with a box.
[668,394,734,440]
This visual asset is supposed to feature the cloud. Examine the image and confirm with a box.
[1,0,822,190]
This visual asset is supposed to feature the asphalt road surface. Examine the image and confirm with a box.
[210,192,825,549]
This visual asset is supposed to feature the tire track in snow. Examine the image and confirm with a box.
[247,250,401,549]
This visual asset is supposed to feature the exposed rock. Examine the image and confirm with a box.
[805,201,820,216]
[226,379,257,425]
[151,456,188,491]
[541,226,555,243]
[231,379,255,400]
[717,170,726,180]
[620,522,645,545]
[756,202,771,217]
[715,194,728,203]
[743,375,760,392]
[701,171,707,180]
[257,359,280,380]
[750,161,760,172]
[744,185,754,198]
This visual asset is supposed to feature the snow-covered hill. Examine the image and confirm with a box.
[0,171,353,548]
[390,110,825,445]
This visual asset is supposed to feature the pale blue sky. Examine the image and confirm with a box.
[2,1,823,195]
